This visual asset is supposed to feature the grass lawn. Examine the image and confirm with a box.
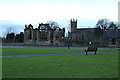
[2,48,117,56]
[2,48,118,78]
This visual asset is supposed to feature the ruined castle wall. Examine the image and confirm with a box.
[24,23,66,46]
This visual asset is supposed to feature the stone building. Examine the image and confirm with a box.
[106,29,120,47]
[24,23,65,46]
[68,19,120,47]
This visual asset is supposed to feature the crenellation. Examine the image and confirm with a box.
[69,19,120,47]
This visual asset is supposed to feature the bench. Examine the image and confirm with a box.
[85,47,98,55]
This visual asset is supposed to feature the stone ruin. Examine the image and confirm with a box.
[24,23,65,46]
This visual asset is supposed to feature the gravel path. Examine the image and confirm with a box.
[1,45,117,50]
[1,45,118,58]
[0,51,119,58]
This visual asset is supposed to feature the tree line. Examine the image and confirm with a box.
[5,32,24,43]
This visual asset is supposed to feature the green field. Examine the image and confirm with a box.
[2,48,118,78]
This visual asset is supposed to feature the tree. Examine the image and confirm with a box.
[95,19,118,29]
[4,27,18,38]
[15,32,24,42]
[6,32,15,42]
[95,19,111,29]
[116,22,120,29]
[46,21,59,29]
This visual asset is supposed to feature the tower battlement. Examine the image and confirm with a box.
[70,19,77,32]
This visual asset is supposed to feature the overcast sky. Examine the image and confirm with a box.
[0,0,119,37]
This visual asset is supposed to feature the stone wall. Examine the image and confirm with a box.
[24,23,65,46]
[69,28,107,47]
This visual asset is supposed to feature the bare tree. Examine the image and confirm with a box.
[95,19,111,29]
[95,19,118,29]
[3,27,18,38]
[46,21,59,29]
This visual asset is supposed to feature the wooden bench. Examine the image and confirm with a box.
[85,47,98,55]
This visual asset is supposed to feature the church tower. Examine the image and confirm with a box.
[70,19,77,32]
